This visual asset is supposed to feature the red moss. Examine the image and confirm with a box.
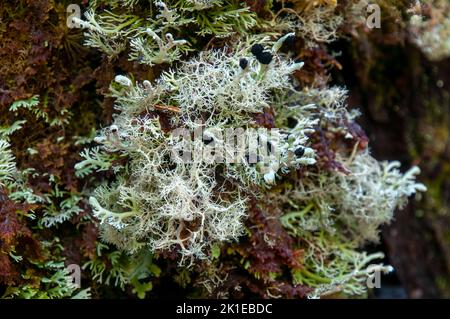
[0,188,40,285]
[214,198,310,298]
[252,108,276,129]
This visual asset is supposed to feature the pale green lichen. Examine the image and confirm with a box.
[78,35,320,264]
[73,0,257,62]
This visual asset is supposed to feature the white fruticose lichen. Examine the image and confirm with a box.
[335,151,427,242]
[279,139,426,244]
[265,84,428,297]
[160,49,304,127]
[81,35,320,263]
[276,148,426,297]
[79,30,427,270]
[129,30,188,66]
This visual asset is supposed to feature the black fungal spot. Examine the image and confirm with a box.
[294,147,305,158]
[267,141,273,153]
[284,34,295,48]
[239,58,249,70]
[256,51,273,65]
[203,134,214,145]
[287,117,298,128]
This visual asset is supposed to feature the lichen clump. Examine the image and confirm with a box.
[80,40,318,262]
